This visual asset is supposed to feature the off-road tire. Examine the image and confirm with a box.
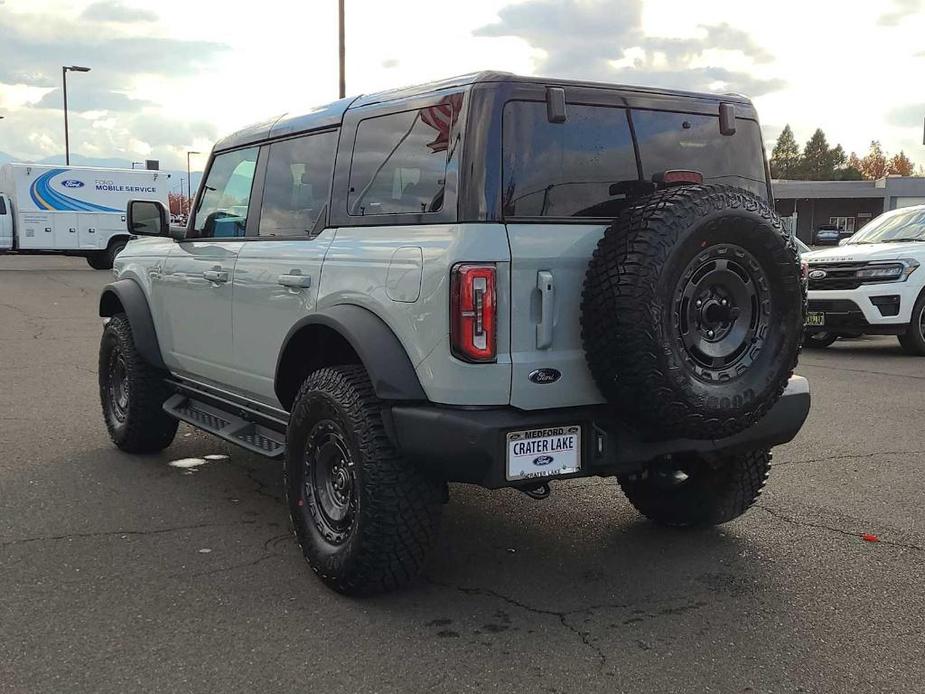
[98,314,178,452]
[581,185,803,440]
[86,252,109,270]
[618,449,771,527]
[285,365,445,595]
[803,331,838,349]
[898,291,925,356]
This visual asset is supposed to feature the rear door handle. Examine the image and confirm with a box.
[278,273,312,289]
[536,270,555,350]
[202,269,228,283]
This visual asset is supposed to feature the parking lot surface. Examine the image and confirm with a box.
[1,256,923,693]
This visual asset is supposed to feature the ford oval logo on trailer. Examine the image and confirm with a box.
[61,180,85,189]
[528,368,561,384]
[533,455,554,466]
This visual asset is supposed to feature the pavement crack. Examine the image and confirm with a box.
[425,577,609,669]
[1,520,257,548]
[800,360,925,381]
[772,450,922,468]
[754,504,924,553]
[171,552,282,579]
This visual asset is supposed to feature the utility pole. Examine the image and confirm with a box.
[338,0,345,99]
[62,65,91,166]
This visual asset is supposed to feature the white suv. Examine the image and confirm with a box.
[803,204,925,353]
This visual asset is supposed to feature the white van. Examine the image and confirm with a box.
[0,163,171,269]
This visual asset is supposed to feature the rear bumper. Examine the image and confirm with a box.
[388,376,810,489]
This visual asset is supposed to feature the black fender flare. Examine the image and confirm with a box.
[276,305,426,403]
[99,279,166,370]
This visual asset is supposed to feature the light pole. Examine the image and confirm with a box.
[62,65,91,166]
[186,150,200,216]
[339,0,345,98]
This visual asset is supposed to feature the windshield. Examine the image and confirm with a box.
[849,208,925,244]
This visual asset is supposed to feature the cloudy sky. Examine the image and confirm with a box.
[1,0,923,171]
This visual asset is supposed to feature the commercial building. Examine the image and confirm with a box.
[772,176,925,244]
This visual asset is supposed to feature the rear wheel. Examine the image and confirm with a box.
[104,239,128,269]
[285,365,444,595]
[99,314,178,452]
[618,449,771,527]
[803,331,838,349]
[898,292,925,356]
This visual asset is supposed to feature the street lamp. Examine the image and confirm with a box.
[62,65,91,166]
[186,150,200,216]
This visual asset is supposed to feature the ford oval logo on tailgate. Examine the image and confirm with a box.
[533,455,554,466]
[61,179,84,188]
[529,368,561,384]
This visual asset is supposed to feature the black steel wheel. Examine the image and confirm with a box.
[675,244,771,381]
[302,419,358,546]
[581,184,804,440]
[285,365,445,595]
[98,314,178,453]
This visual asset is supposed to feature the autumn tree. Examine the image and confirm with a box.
[889,151,915,176]
[858,141,890,180]
[769,124,801,179]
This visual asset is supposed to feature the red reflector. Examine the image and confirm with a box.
[660,169,704,185]
[450,263,496,362]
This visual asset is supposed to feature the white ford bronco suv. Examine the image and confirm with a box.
[803,204,925,353]
[98,73,810,594]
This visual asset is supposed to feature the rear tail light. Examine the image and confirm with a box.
[450,263,496,362]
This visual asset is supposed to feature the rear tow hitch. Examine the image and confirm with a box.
[520,482,551,500]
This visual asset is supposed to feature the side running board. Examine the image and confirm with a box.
[163,393,286,458]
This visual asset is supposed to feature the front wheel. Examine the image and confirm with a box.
[99,314,178,452]
[285,365,445,595]
[618,449,771,527]
[803,331,838,349]
[898,292,925,356]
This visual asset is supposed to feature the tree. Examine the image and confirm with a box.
[800,129,845,180]
[769,124,801,179]
[889,151,915,176]
[858,141,889,180]
[167,192,191,216]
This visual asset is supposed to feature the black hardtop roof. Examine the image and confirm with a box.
[213,71,754,152]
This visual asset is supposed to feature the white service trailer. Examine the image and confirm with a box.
[0,163,171,268]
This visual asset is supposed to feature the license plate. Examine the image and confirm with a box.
[805,312,825,327]
[506,426,581,481]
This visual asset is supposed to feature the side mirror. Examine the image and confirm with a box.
[126,200,169,237]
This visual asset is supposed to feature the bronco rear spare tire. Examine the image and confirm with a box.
[581,185,803,440]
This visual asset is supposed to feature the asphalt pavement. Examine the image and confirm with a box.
[1,256,923,693]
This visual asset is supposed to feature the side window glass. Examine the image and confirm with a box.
[501,102,639,218]
[348,97,459,216]
[0,197,6,215]
[259,131,337,237]
[193,147,259,238]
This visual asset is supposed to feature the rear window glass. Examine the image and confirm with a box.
[348,103,457,216]
[632,111,767,198]
[501,101,769,219]
[502,102,639,218]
